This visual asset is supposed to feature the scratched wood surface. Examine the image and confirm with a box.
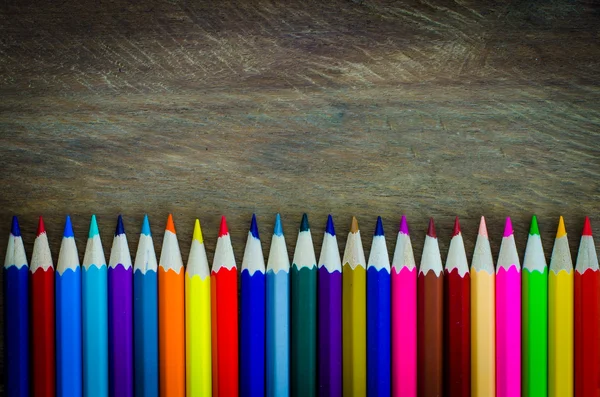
[1,0,599,383]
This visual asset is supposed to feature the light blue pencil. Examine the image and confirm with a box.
[133,215,159,397]
[266,214,290,397]
[56,216,83,397]
[82,215,108,397]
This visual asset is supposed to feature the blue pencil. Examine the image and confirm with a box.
[366,216,391,396]
[56,215,83,397]
[266,214,290,397]
[133,215,159,397]
[82,215,108,397]
[3,216,29,397]
[240,214,266,396]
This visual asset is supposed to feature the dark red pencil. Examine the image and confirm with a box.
[444,217,470,397]
[30,217,56,397]
[574,217,600,397]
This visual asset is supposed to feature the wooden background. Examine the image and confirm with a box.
[0,0,599,383]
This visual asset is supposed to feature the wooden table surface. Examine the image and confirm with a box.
[0,0,599,382]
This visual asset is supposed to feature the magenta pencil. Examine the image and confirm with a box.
[391,215,417,397]
[495,217,521,397]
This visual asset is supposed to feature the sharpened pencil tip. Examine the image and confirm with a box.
[141,215,151,236]
[250,214,260,240]
[427,217,436,238]
[11,216,21,237]
[452,216,461,237]
[63,215,74,238]
[583,216,593,236]
[529,215,540,236]
[556,216,566,239]
[478,216,488,238]
[115,215,125,236]
[274,213,283,236]
[219,216,228,237]
[165,214,176,234]
[37,216,46,237]
[193,219,203,243]
[300,213,310,232]
[325,214,336,236]
[399,215,409,235]
[350,216,359,233]
[503,217,513,237]
[374,216,384,236]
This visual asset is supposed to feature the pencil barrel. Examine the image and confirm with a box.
[366,267,391,397]
[317,267,342,397]
[134,270,159,397]
[240,270,266,397]
[4,266,29,397]
[417,271,443,397]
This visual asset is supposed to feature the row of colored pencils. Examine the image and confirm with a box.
[4,214,599,397]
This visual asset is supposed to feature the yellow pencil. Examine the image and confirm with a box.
[470,217,495,397]
[185,219,212,397]
[548,216,573,397]
[342,217,367,397]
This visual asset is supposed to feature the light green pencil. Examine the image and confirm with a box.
[522,215,548,397]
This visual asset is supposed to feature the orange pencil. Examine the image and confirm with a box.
[158,214,185,395]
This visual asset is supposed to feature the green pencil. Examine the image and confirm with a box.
[291,213,317,396]
[522,215,548,397]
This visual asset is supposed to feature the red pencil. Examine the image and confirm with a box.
[444,217,470,397]
[30,216,55,397]
[574,217,600,397]
[211,216,239,397]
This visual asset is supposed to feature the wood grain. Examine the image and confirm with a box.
[0,0,599,385]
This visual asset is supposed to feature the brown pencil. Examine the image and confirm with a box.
[417,218,444,397]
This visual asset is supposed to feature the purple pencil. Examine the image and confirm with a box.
[317,215,342,397]
[108,215,134,397]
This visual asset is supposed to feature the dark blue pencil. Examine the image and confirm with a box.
[366,216,391,396]
[3,216,29,397]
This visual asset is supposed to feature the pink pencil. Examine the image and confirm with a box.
[391,215,417,397]
[495,217,521,397]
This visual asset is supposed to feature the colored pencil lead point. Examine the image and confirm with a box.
[250,214,260,239]
[37,216,46,237]
[165,213,176,234]
[115,215,125,236]
[582,216,593,236]
[399,215,409,235]
[141,214,151,236]
[503,217,513,237]
[556,216,567,238]
[88,214,99,238]
[427,217,436,238]
[374,216,384,236]
[529,215,540,235]
[193,219,203,243]
[63,215,74,238]
[478,216,488,238]
[350,216,359,233]
[218,216,228,237]
[325,214,336,236]
[274,213,283,236]
[452,216,461,237]
[300,213,310,232]
[11,215,21,237]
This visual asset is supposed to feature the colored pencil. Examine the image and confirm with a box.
[185,219,212,397]
[31,216,55,397]
[133,215,159,397]
[56,215,83,397]
[549,216,573,397]
[574,217,600,397]
[211,216,239,397]
[158,214,185,396]
[82,215,108,397]
[496,217,521,397]
[240,214,266,396]
[366,216,391,396]
[4,216,29,397]
[342,216,367,397]
[391,215,417,397]
[266,214,290,397]
[417,218,444,397]
[108,215,134,397]
[444,217,470,397]
[317,215,342,397]
[522,215,548,397]
[470,216,495,397]
[291,213,318,397]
